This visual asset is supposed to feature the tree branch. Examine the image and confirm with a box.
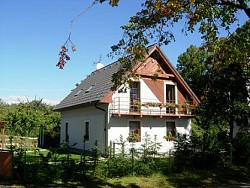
[218,0,250,18]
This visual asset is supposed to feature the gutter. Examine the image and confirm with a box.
[95,103,107,155]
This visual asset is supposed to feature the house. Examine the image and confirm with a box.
[54,45,200,154]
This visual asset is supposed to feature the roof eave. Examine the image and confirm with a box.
[54,100,105,112]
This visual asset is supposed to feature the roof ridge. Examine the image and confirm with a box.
[88,60,120,76]
[87,44,159,76]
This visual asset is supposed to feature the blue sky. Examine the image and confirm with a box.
[0,0,248,105]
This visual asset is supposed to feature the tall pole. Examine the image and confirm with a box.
[0,121,7,150]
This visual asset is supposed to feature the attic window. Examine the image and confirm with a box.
[75,89,83,96]
[85,84,95,93]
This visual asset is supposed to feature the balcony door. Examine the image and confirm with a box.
[130,82,140,113]
[166,84,175,113]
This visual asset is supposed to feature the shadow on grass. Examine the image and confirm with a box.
[165,166,250,188]
[0,177,135,188]
[1,167,249,188]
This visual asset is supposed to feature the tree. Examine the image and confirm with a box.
[100,0,249,90]
[176,45,209,99]
[4,100,60,137]
[177,20,249,132]
[176,21,250,165]
[58,1,249,72]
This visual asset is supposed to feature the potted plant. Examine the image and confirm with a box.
[163,132,175,141]
[127,132,140,142]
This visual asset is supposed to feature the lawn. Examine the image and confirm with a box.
[41,166,249,188]
[3,146,249,187]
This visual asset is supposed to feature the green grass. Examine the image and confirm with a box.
[105,173,174,188]
[37,167,249,188]
[12,147,83,162]
[103,167,250,188]
[6,146,250,187]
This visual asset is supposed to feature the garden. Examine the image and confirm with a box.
[1,130,250,188]
[0,100,250,187]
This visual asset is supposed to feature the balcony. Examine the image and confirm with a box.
[110,97,194,118]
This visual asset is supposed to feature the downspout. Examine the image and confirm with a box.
[95,103,107,155]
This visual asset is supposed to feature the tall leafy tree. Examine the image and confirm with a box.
[60,1,249,85]
[176,45,209,99]
[178,20,249,130]
[204,20,250,135]
[176,21,249,163]
[100,0,250,89]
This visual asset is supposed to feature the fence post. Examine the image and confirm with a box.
[131,148,135,176]
[121,142,125,158]
[112,142,115,157]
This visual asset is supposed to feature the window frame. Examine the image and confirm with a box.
[166,121,176,139]
[65,122,69,142]
[130,81,141,113]
[128,120,141,142]
[84,120,90,141]
[164,82,177,114]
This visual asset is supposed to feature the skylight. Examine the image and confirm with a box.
[75,89,83,96]
[85,84,95,93]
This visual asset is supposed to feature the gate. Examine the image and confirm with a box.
[0,150,13,178]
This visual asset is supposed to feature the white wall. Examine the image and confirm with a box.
[111,79,162,114]
[107,116,192,154]
[60,105,106,152]
[140,79,162,114]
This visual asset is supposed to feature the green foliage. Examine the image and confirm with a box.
[106,156,131,177]
[139,133,162,158]
[1,99,60,137]
[173,135,197,172]
[233,128,250,165]
[91,140,101,170]
[105,0,249,89]
[197,21,250,137]
[177,45,209,99]
[175,22,250,170]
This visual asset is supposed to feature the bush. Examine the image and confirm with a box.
[233,128,250,165]
[105,157,131,177]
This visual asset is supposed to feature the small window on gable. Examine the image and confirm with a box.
[85,84,95,93]
[128,121,141,142]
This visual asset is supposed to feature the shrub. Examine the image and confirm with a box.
[233,128,250,165]
[106,157,131,177]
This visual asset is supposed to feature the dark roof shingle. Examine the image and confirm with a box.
[54,61,122,110]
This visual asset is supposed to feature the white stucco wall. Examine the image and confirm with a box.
[60,105,106,152]
[111,79,182,116]
[107,116,192,154]
[111,79,162,115]
[60,79,193,155]
[107,79,192,154]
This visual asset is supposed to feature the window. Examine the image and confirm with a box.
[130,82,140,112]
[166,122,176,139]
[85,84,95,93]
[65,122,69,142]
[186,95,192,115]
[166,84,176,113]
[75,89,83,96]
[84,121,90,141]
[128,121,141,142]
